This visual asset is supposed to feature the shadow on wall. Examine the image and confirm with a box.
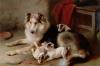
[0,13,18,32]
[0,0,49,31]
[48,0,59,25]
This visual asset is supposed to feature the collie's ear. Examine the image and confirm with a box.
[38,13,46,22]
[26,13,31,22]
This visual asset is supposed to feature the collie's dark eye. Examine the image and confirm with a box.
[29,21,32,24]
[34,22,38,25]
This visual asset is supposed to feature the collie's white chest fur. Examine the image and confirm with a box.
[25,30,43,44]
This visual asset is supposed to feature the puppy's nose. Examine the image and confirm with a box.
[31,31,35,34]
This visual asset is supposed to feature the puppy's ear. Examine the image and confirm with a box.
[47,42,54,48]
[26,13,31,22]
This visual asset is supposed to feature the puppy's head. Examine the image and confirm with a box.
[25,12,50,35]
[46,42,54,50]
[31,45,47,64]
[42,42,54,50]
[37,50,47,64]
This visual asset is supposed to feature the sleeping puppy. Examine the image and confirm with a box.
[31,42,69,64]
[42,42,69,62]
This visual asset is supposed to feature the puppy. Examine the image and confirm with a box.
[43,42,69,62]
[31,42,69,65]
[6,12,50,56]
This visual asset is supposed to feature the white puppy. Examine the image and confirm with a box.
[31,42,69,64]
[43,42,69,62]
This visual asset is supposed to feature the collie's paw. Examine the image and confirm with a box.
[5,43,14,47]
[6,51,17,56]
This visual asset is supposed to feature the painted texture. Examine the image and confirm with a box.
[0,0,49,31]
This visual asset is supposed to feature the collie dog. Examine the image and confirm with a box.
[6,12,50,55]
[6,12,91,66]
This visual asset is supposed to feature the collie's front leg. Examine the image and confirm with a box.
[6,45,33,56]
[5,39,28,47]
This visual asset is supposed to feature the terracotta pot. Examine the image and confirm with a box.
[0,32,13,40]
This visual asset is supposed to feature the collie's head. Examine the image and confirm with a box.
[24,12,50,35]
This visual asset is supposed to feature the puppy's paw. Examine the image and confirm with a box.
[6,51,17,56]
[63,59,70,66]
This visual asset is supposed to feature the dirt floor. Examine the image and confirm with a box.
[0,30,100,66]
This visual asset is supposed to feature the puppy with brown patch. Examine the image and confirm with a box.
[31,42,67,64]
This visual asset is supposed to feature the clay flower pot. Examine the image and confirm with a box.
[0,32,13,40]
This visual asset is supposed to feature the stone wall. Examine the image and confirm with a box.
[0,0,49,31]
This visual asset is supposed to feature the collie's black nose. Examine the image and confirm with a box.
[31,31,35,34]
